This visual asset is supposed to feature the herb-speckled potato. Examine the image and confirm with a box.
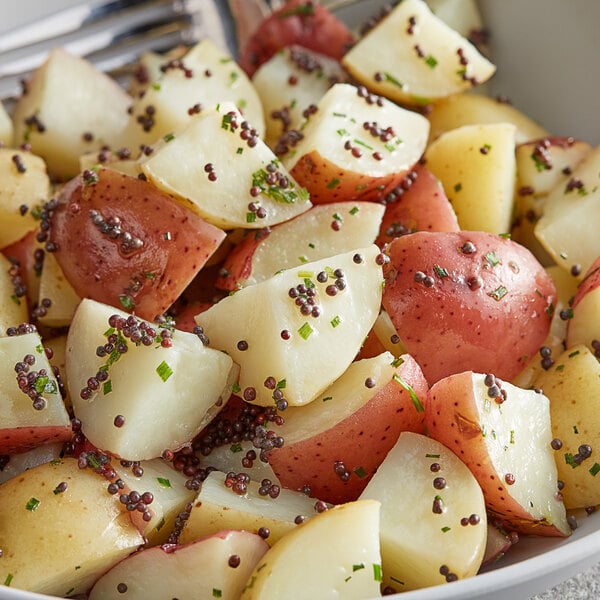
[382,230,556,384]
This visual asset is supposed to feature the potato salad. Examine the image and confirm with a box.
[1,0,599,598]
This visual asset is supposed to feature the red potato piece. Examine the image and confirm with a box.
[239,0,354,77]
[375,164,459,248]
[382,230,556,384]
[267,352,428,504]
[88,530,269,600]
[566,256,600,351]
[284,83,430,205]
[0,426,71,456]
[47,168,226,321]
[426,371,570,537]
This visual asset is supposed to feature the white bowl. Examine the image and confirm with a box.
[1,2,599,600]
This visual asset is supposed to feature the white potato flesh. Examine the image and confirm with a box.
[284,82,430,178]
[196,245,384,406]
[359,431,486,592]
[89,530,269,600]
[113,458,196,545]
[231,201,385,287]
[276,351,397,445]
[515,137,592,198]
[534,145,600,275]
[0,147,50,249]
[567,288,600,353]
[240,499,382,600]
[424,122,516,234]
[0,101,13,145]
[12,48,131,180]
[0,458,143,597]
[140,102,311,229]
[533,345,600,509]
[0,331,69,430]
[180,470,319,546]
[119,38,264,150]
[37,251,81,328]
[342,0,495,105]
[0,252,28,335]
[252,45,347,146]
[67,298,235,461]
[427,92,548,145]
[428,372,570,536]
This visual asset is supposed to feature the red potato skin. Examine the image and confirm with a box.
[426,371,569,537]
[214,228,271,291]
[289,149,416,204]
[375,164,460,248]
[47,168,226,321]
[239,0,354,77]
[0,425,72,455]
[382,231,556,384]
[266,355,428,505]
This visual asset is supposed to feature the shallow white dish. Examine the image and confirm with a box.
[1,1,599,600]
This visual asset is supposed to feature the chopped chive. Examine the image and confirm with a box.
[25,497,40,511]
[156,360,173,382]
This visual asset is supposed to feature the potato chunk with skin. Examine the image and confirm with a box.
[342,0,495,105]
[240,500,382,600]
[0,147,50,249]
[424,122,517,234]
[383,230,556,384]
[0,458,143,597]
[196,245,384,407]
[283,83,430,204]
[12,47,131,180]
[533,345,600,509]
[360,432,487,592]
[426,371,570,537]
[68,299,235,461]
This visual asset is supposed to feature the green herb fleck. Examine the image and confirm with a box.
[4,574,13,587]
[163,133,175,143]
[353,563,365,572]
[354,466,368,478]
[349,206,359,215]
[26,497,40,511]
[373,563,383,583]
[331,315,342,328]
[157,477,172,488]
[441,526,451,532]
[590,463,600,476]
[565,453,579,468]
[103,380,112,395]
[298,322,313,340]
[213,588,223,598]
[454,182,462,193]
[156,360,173,382]
[381,71,404,89]
[433,264,449,278]
[488,286,508,301]
[278,2,315,17]
[327,178,341,189]
[221,112,236,132]
[484,251,501,267]
[425,55,438,68]
[230,443,243,453]
[393,374,424,412]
